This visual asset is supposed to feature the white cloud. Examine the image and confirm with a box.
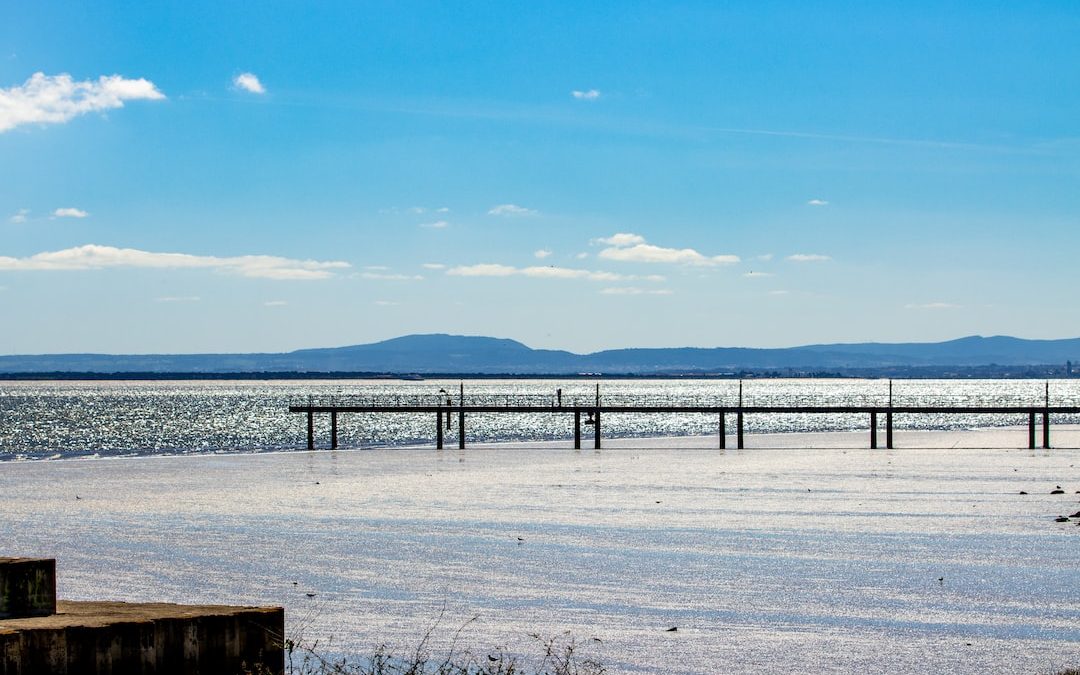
[534,248,552,259]
[0,72,165,133]
[595,233,645,247]
[53,207,88,218]
[488,204,538,217]
[769,290,790,296]
[571,89,601,100]
[807,199,829,206]
[446,263,518,277]
[575,252,588,260]
[408,206,427,214]
[446,263,661,284]
[233,72,266,94]
[597,233,739,266]
[374,300,399,306]
[743,271,774,278]
[9,209,29,223]
[263,300,288,307]
[421,263,445,270]
[155,296,201,303]
[0,244,349,280]
[420,220,449,229]
[435,207,450,213]
[600,287,673,296]
[787,253,831,262]
[904,302,959,310]
[756,253,774,262]
[360,272,424,281]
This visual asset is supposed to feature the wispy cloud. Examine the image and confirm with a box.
[420,220,449,229]
[0,72,165,133]
[787,253,831,262]
[264,300,288,307]
[9,209,29,223]
[446,263,659,283]
[600,287,673,296]
[233,72,266,94]
[769,290,790,296]
[807,199,829,206]
[488,204,538,216]
[571,89,601,101]
[743,271,774,278]
[446,263,517,277]
[534,248,552,259]
[53,207,88,218]
[421,263,445,270]
[360,271,424,281]
[374,300,399,306]
[0,244,349,280]
[597,232,739,266]
[904,302,959,310]
[155,296,200,303]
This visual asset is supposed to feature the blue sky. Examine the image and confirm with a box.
[1,1,1078,354]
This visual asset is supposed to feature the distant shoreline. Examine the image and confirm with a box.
[1,369,1077,381]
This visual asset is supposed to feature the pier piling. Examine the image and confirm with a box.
[331,412,338,450]
[594,410,601,449]
[1029,411,1036,449]
[718,412,726,449]
[1042,410,1050,449]
[458,410,465,449]
[307,410,314,450]
[436,411,443,449]
[574,410,581,449]
[886,412,893,449]
[870,412,877,449]
[737,411,744,449]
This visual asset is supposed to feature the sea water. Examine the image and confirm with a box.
[2,378,1080,461]
[1,379,1078,672]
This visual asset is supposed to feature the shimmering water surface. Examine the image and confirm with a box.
[1,435,1078,673]
[3,378,1080,461]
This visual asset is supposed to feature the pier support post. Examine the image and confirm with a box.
[331,412,338,450]
[594,410,601,449]
[459,410,465,449]
[870,411,877,449]
[1028,411,1036,449]
[307,410,314,450]
[436,411,443,449]
[737,411,744,449]
[719,412,726,449]
[886,412,893,449]
[1042,410,1050,449]
[574,410,581,449]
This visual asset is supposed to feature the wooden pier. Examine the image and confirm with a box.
[289,399,1080,451]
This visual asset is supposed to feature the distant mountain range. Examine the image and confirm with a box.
[2,334,1080,376]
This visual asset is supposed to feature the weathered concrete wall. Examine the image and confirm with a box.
[0,558,56,620]
[0,600,284,675]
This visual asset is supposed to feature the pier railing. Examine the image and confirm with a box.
[288,385,1080,452]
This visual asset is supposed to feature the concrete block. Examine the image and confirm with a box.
[0,559,56,620]
[0,600,284,675]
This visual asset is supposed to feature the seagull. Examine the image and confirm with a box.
[306,592,316,598]
[665,627,678,632]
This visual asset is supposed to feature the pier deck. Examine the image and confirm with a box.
[288,398,1080,451]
